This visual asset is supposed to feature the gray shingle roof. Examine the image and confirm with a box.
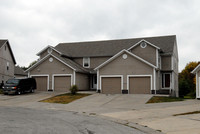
[0,39,16,64]
[15,66,27,76]
[55,35,176,57]
[58,56,90,73]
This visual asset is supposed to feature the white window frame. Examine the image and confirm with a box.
[127,75,152,94]
[100,75,123,93]
[161,73,171,89]
[52,74,73,91]
[30,74,49,91]
[83,57,90,68]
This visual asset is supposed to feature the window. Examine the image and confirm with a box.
[7,62,9,71]
[162,73,171,88]
[140,41,147,48]
[83,57,90,68]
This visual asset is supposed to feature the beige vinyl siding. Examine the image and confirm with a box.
[161,56,171,70]
[76,73,89,90]
[73,57,111,69]
[30,56,73,90]
[0,43,15,82]
[98,52,154,90]
[39,50,61,59]
[130,43,157,66]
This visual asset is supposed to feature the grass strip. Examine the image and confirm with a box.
[146,96,184,104]
[40,93,91,104]
[174,111,200,116]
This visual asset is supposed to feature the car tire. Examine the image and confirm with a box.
[17,91,21,95]
[30,88,34,93]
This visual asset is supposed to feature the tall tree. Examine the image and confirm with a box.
[179,61,200,97]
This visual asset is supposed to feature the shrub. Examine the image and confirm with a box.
[0,88,3,94]
[69,85,78,95]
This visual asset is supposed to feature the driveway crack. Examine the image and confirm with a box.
[100,95,120,106]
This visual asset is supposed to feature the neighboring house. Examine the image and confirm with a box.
[191,65,200,99]
[26,35,179,96]
[14,66,28,78]
[0,40,16,83]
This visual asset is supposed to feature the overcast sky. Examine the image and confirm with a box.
[0,0,199,71]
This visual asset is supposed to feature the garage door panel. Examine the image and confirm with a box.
[129,77,150,94]
[102,77,121,94]
[33,76,48,91]
[54,76,71,92]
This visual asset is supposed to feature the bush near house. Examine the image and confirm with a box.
[179,61,200,98]
[0,88,3,94]
[69,85,78,95]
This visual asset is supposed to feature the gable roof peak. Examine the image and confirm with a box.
[36,45,61,56]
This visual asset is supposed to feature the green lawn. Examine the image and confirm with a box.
[0,88,3,94]
[146,96,184,104]
[40,93,91,104]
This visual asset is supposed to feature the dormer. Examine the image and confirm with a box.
[128,40,160,67]
[36,45,62,59]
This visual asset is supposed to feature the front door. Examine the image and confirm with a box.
[93,75,97,89]
[91,75,97,89]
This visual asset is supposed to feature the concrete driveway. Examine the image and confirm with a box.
[0,91,153,113]
[0,91,63,107]
[0,92,157,134]
[1,92,200,134]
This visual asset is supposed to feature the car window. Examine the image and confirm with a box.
[6,79,20,84]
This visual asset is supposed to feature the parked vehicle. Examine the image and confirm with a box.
[2,78,36,95]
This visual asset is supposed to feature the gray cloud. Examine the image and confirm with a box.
[0,0,199,71]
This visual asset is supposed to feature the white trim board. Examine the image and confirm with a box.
[100,75,123,92]
[52,74,73,91]
[36,45,62,56]
[25,53,76,72]
[83,57,90,68]
[192,64,200,74]
[30,74,49,91]
[153,69,156,91]
[156,49,159,68]
[95,49,156,70]
[161,73,171,89]
[73,71,76,85]
[127,39,160,51]
[198,77,200,98]
[196,74,198,98]
[127,75,152,94]
[97,70,99,92]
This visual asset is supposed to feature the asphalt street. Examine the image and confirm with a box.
[0,106,146,134]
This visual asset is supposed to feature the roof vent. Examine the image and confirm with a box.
[140,42,147,48]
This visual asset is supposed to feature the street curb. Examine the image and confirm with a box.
[97,115,165,134]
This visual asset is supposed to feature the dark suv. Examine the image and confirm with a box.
[2,78,36,95]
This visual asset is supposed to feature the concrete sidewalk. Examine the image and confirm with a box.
[101,100,200,134]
